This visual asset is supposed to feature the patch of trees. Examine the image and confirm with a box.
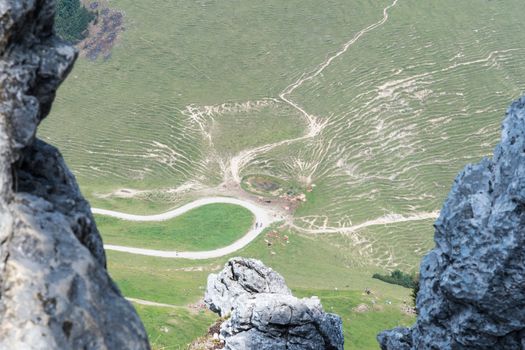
[411,274,419,313]
[55,0,95,42]
[373,270,420,312]
[372,270,417,289]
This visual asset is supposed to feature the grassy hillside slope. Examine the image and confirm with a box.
[97,203,254,250]
[40,0,525,348]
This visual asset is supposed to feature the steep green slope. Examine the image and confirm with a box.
[246,0,525,228]
[42,0,525,230]
[40,0,525,348]
[107,228,417,350]
[41,0,390,196]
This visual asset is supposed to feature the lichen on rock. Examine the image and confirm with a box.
[378,96,525,350]
[0,0,150,348]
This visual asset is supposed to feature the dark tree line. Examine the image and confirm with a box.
[372,270,417,289]
[55,0,95,42]
[373,270,420,313]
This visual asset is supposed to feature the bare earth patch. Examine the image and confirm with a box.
[353,303,370,313]
[79,0,125,60]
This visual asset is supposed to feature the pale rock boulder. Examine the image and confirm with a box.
[205,258,344,350]
[204,257,291,317]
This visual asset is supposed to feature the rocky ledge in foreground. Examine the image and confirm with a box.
[0,1,149,348]
[378,96,525,349]
[203,258,344,350]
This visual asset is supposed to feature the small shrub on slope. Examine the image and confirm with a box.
[55,0,95,42]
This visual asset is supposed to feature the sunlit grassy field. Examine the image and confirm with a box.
[108,228,416,349]
[42,0,525,243]
[133,304,216,350]
[40,0,525,348]
[42,0,525,225]
[97,203,253,250]
[41,0,387,194]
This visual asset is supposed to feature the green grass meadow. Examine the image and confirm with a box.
[133,304,216,350]
[97,203,254,251]
[109,228,417,349]
[40,0,525,348]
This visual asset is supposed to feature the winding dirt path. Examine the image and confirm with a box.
[94,197,283,259]
[291,210,439,234]
[94,195,437,259]
[93,1,410,259]
[126,297,179,309]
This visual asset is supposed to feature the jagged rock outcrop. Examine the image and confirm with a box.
[204,257,291,317]
[205,258,344,350]
[378,96,525,349]
[0,1,150,349]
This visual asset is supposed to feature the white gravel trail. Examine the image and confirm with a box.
[126,297,178,308]
[93,197,281,259]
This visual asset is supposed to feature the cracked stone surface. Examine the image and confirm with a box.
[0,0,150,348]
[204,256,291,317]
[205,258,344,350]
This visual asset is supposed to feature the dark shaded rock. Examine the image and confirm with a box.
[16,139,107,267]
[378,96,525,349]
[377,327,412,350]
[0,0,150,348]
[205,258,344,350]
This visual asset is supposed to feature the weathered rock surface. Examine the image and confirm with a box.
[205,258,344,350]
[204,257,291,317]
[0,0,150,349]
[378,96,525,349]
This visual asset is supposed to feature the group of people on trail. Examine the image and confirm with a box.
[255,222,263,229]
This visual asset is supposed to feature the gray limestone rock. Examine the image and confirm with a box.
[205,258,344,350]
[204,257,291,317]
[0,0,150,348]
[378,96,525,349]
